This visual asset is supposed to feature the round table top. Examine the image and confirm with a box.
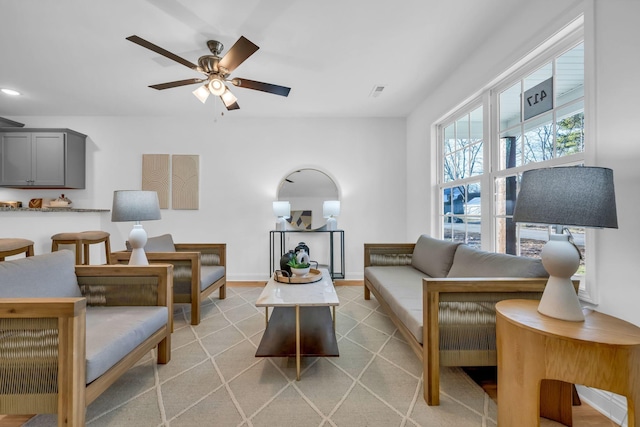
[496,299,640,346]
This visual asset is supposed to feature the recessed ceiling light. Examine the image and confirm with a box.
[1,88,21,96]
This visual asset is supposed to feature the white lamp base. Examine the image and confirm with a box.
[538,234,584,322]
[325,217,337,231]
[128,224,149,265]
[275,217,287,231]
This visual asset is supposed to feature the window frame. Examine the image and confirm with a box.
[436,18,598,303]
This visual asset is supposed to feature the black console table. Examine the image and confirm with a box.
[269,230,345,280]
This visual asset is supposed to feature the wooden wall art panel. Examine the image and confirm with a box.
[172,155,199,210]
[142,154,170,209]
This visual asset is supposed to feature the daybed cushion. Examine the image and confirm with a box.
[365,266,427,344]
[200,266,225,291]
[447,244,548,278]
[85,306,168,383]
[0,250,82,298]
[411,235,460,278]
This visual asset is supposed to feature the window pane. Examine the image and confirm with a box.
[500,83,521,130]
[495,175,518,254]
[444,124,455,155]
[444,154,456,182]
[469,142,484,176]
[518,224,549,258]
[456,115,470,148]
[523,113,553,164]
[556,43,584,107]
[556,101,584,157]
[499,132,522,169]
[524,63,552,92]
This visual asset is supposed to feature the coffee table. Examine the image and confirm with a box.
[255,268,340,380]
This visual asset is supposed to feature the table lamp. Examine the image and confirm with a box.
[273,201,290,231]
[111,190,161,265]
[323,200,340,231]
[512,166,618,321]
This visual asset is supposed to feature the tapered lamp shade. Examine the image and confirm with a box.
[513,166,618,321]
[513,166,618,229]
[111,191,161,265]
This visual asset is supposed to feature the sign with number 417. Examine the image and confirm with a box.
[523,77,553,121]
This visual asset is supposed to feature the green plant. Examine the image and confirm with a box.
[287,258,310,269]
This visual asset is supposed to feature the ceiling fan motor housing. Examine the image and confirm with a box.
[198,55,220,74]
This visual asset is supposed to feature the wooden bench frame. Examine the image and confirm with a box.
[112,243,226,325]
[0,264,173,426]
[363,243,576,406]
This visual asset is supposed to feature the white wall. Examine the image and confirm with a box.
[0,116,406,280]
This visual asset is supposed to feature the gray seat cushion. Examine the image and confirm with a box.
[411,235,460,278]
[447,244,548,278]
[365,266,428,344]
[85,306,168,383]
[200,266,225,291]
[0,250,81,298]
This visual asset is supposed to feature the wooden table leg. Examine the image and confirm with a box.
[264,307,269,327]
[332,306,335,331]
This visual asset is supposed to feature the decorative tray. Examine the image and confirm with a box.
[274,269,323,284]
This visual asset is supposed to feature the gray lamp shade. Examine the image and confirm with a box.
[111,190,161,222]
[512,166,618,229]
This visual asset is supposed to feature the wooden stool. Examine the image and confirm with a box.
[0,238,35,261]
[51,231,112,265]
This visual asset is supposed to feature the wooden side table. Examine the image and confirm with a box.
[496,299,640,427]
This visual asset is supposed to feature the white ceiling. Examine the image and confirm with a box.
[0,0,529,118]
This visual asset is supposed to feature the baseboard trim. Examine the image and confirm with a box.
[576,385,628,426]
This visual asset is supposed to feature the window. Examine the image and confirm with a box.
[440,106,483,249]
[494,42,585,263]
[438,37,588,288]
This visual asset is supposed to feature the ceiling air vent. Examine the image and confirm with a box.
[369,85,386,98]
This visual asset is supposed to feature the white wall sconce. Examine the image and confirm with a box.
[273,201,291,231]
[323,200,340,231]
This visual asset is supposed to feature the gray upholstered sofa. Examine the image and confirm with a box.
[112,234,226,325]
[364,235,558,406]
[0,250,173,425]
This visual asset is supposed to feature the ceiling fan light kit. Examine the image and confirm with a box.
[126,35,291,111]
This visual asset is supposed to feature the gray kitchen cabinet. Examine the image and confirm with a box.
[0,128,86,188]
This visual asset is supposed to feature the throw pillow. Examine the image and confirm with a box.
[410,234,460,277]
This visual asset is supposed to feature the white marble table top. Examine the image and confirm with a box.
[256,268,339,307]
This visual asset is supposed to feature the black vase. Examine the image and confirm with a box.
[295,242,310,258]
[279,250,296,275]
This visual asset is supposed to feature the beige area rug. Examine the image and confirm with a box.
[25,285,546,427]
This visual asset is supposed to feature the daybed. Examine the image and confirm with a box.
[0,250,173,425]
[111,234,226,325]
[364,235,565,406]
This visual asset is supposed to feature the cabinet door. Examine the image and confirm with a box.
[32,133,65,186]
[0,133,32,186]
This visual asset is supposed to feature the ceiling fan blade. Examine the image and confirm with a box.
[149,78,205,90]
[220,87,240,110]
[218,36,259,73]
[127,35,199,71]
[223,100,240,110]
[231,78,291,97]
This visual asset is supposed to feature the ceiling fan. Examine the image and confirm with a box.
[126,35,291,110]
